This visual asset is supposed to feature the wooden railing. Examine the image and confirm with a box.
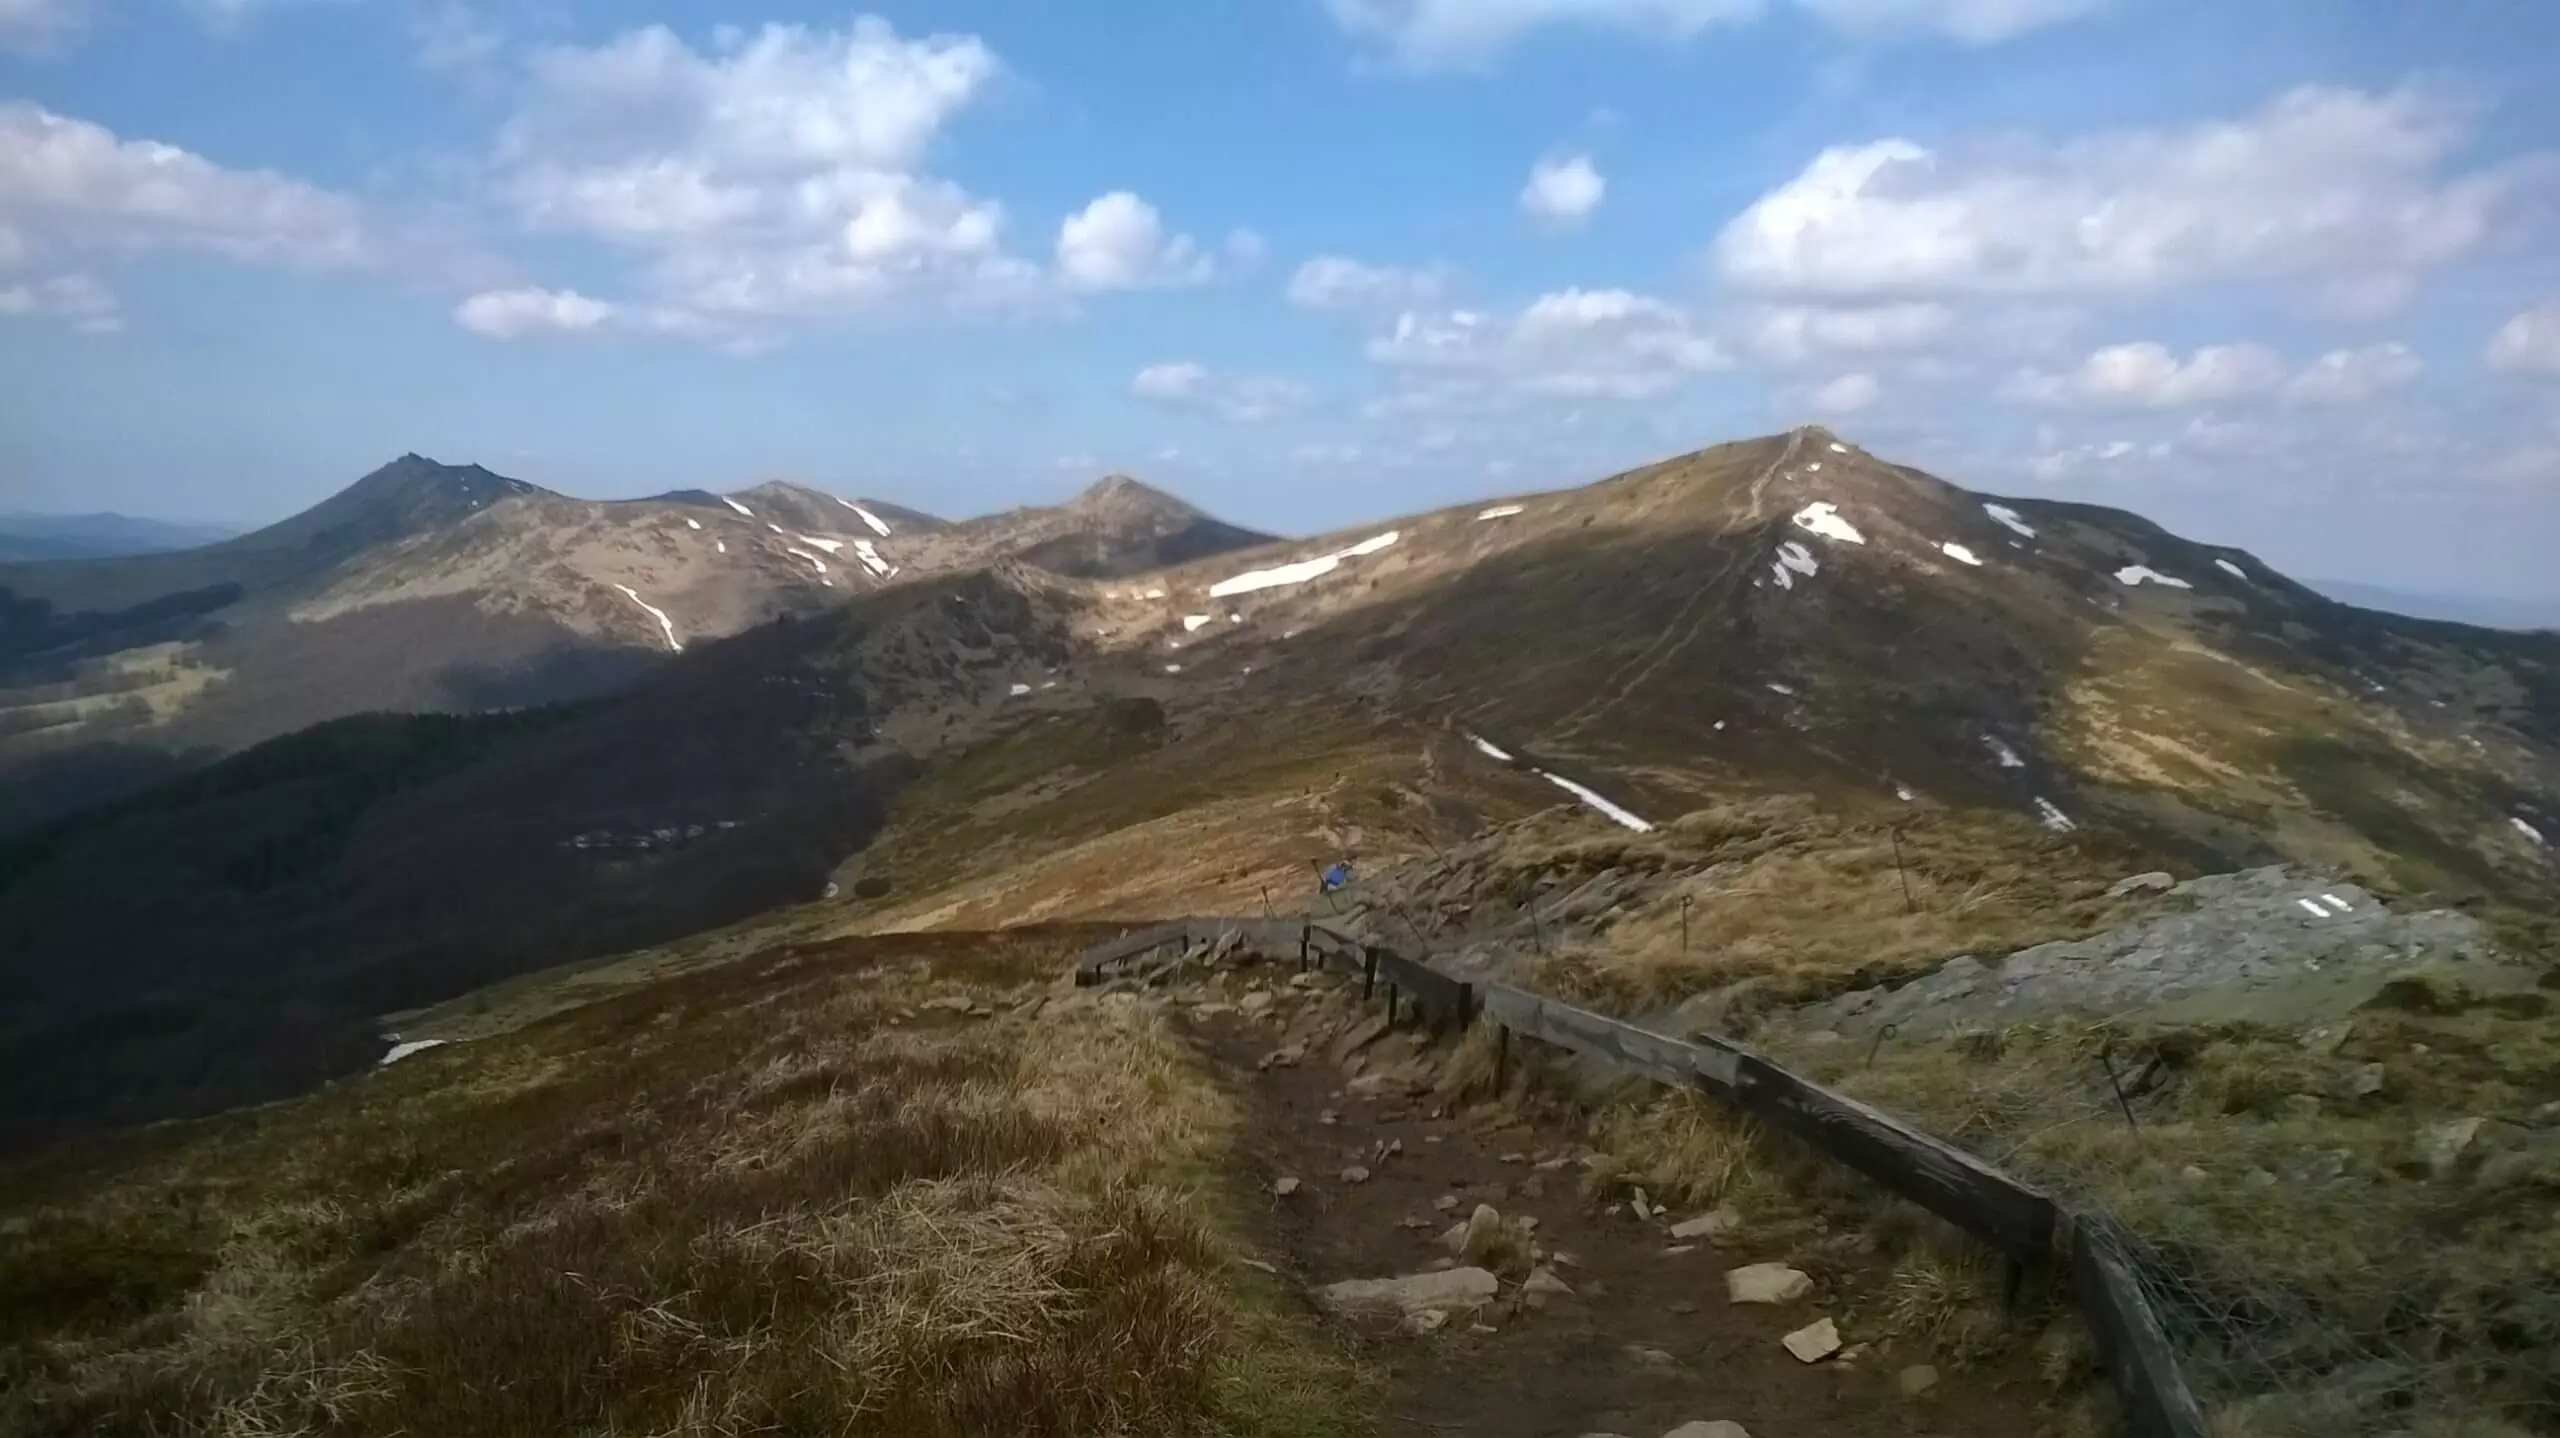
[1075,917,2210,1438]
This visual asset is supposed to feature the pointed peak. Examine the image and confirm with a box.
[1069,472,1195,515]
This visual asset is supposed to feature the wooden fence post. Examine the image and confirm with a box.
[1493,1025,1511,1094]
[1362,950,1377,1000]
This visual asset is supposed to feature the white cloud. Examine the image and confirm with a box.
[1287,254,1454,315]
[1716,86,2536,315]
[1132,361,1312,422]
[409,0,505,76]
[455,286,615,339]
[2006,341,2286,408]
[1369,287,1728,401]
[1792,0,2105,44]
[496,19,1049,327]
[0,102,370,268]
[1057,190,1209,291]
[1521,153,1605,229]
[1749,302,1953,361]
[2285,343,2421,404]
[1325,0,2103,66]
[0,0,91,53]
[1326,0,1761,69]
[0,271,119,332]
[1810,371,1881,413]
[2487,300,2560,375]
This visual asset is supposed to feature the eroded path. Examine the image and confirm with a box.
[1169,969,2062,1438]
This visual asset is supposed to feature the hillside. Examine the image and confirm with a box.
[7,427,2551,1153]
[0,459,1270,834]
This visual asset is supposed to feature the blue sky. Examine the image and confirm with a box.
[3,0,2558,598]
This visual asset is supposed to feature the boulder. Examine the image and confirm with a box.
[2107,871,2176,898]
[1317,1267,1500,1319]
[1898,1363,1940,1397]
[1782,1317,1842,1363]
[1521,1266,1575,1305]
[1669,1208,1739,1241]
[1725,1263,1813,1305]
[1341,1165,1372,1184]
[1459,1203,1506,1262]
[1271,1177,1301,1197]
[1662,1425,1752,1438]
[2418,1117,2485,1177]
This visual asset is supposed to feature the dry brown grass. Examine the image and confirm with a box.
[0,929,1375,1438]
[1466,794,2159,1020]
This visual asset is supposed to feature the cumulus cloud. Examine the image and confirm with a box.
[1809,371,1881,413]
[496,19,1051,326]
[1748,302,1953,362]
[1521,153,1605,229]
[1325,0,2094,67]
[1792,0,2105,44]
[2487,300,2560,374]
[0,271,119,332]
[1369,287,1728,401]
[2285,343,2422,404]
[0,102,371,268]
[1057,191,1210,292]
[0,0,91,53]
[2008,339,2425,409]
[455,286,615,339]
[1715,85,2535,315]
[1132,361,1312,422]
[1287,255,1454,315]
[2006,342,2287,408]
[1326,0,1760,69]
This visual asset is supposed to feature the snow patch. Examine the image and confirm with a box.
[1009,683,1032,697]
[2114,565,2193,590]
[1766,681,1796,696]
[1537,770,1654,832]
[1770,540,1819,590]
[684,517,701,531]
[1144,588,1168,600]
[721,496,754,517]
[767,523,785,534]
[1182,614,1213,632]
[1791,501,1866,545]
[380,1038,447,1067]
[1476,504,1524,521]
[795,535,845,554]
[715,539,726,554]
[785,547,830,578]
[1895,783,1917,802]
[1983,503,2036,538]
[846,501,893,536]
[1829,441,1849,454]
[2032,797,2075,832]
[1208,529,1398,598]
[2515,816,2547,846]
[2213,558,2249,581]
[1227,612,1241,623]
[1939,541,1983,566]
[1984,735,2024,768]
[1469,734,1514,763]
[1163,663,1183,674]
[1340,529,1400,557]
[1806,461,1823,472]
[851,540,891,576]
[612,584,683,652]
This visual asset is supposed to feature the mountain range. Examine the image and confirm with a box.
[0,512,239,564]
[0,426,2552,1146]
[0,457,1269,833]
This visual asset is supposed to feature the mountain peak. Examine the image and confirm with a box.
[1068,473,1197,520]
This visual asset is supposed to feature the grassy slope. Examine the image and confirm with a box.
[0,927,1372,1438]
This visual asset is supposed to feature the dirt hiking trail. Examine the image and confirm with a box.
[1173,986,2062,1438]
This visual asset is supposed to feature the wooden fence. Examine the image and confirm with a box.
[1075,917,2209,1438]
